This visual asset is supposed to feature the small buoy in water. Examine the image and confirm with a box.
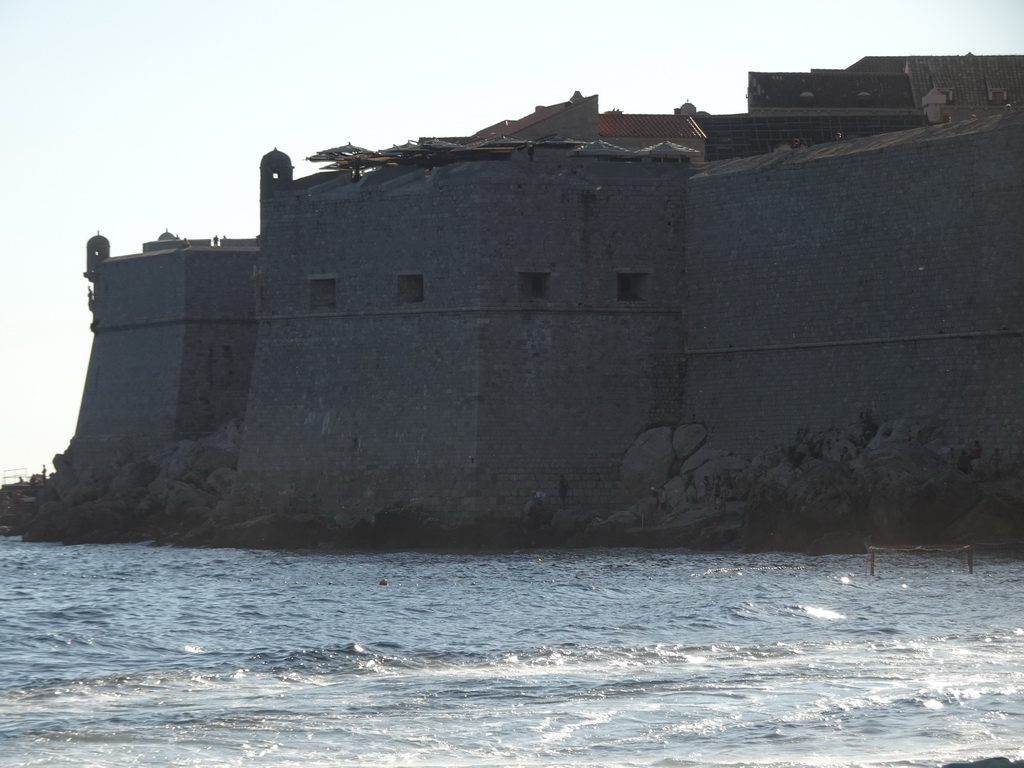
[379,578,388,586]
[535,557,542,563]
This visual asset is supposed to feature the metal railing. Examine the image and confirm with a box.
[2,469,29,485]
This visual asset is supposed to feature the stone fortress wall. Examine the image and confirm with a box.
[69,110,1024,521]
[683,114,1024,454]
[73,237,258,466]
[241,156,687,520]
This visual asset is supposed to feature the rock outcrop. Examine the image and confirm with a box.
[10,416,1023,553]
[19,423,260,547]
[574,416,1024,554]
[741,418,1023,552]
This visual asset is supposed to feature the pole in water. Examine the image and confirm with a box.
[967,545,974,574]
[869,547,875,576]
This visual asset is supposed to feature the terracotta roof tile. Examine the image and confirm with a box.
[475,94,598,139]
[598,113,706,140]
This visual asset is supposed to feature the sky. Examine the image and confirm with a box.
[0,0,1021,481]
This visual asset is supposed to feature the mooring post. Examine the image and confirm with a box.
[869,547,875,576]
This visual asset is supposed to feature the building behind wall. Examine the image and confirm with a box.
[845,54,1024,123]
[701,54,1024,160]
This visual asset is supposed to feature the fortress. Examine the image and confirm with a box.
[70,56,1024,525]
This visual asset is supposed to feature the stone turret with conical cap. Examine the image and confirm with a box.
[85,232,110,282]
[260,148,293,202]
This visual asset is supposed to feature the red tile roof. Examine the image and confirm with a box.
[598,112,707,140]
[476,94,598,139]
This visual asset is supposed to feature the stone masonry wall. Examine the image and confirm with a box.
[174,251,258,439]
[73,247,256,469]
[684,114,1024,454]
[240,157,688,520]
[474,309,683,515]
[70,115,1022,524]
[238,312,482,519]
[470,171,685,513]
[74,252,188,466]
[74,324,186,466]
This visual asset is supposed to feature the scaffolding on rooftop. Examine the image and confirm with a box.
[699,113,925,161]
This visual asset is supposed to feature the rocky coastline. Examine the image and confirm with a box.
[3,416,1022,553]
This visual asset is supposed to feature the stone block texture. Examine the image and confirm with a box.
[241,158,687,520]
[70,111,1023,519]
[74,247,256,468]
[683,114,1024,453]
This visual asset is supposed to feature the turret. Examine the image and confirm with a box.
[260,148,293,202]
[85,232,110,282]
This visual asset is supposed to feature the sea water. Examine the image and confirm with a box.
[0,536,1021,768]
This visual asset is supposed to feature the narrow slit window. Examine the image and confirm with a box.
[617,272,648,302]
[397,273,424,304]
[309,277,337,310]
[519,271,550,300]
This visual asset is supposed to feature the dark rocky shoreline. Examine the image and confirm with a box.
[4,417,1022,553]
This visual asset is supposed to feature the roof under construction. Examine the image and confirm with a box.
[306,134,698,175]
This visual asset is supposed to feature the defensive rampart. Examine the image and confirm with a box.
[684,113,1024,454]
[73,242,257,468]
[240,157,687,520]
[64,112,1023,529]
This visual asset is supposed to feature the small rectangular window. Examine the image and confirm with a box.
[518,271,549,300]
[309,277,336,310]
[397,273,424,304]
[617,272,648,302]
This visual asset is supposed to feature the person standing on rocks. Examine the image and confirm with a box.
[642,487,664,527]
[524,490,551,530]
[957,450,973,474]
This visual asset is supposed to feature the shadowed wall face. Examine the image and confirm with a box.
[73,247,257,468]
[70,115,1023,515]
[683,117,1024,452]
[240,160,687,519]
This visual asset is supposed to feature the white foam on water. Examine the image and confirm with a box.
[802,605,846,620]
[2,540,1022,768]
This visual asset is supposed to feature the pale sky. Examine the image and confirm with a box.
[1,0,1021,480]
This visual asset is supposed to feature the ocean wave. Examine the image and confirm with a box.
[1,540,1021,767]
